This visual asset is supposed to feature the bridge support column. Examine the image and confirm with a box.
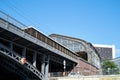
[41,55,45,74]
[45,55,50,80]
[33,52,37,67]
[41,55,50,80]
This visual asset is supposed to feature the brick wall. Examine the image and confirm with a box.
[72,59,99,76]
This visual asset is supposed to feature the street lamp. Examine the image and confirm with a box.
[63,60,66,76]
[63,60,66,71]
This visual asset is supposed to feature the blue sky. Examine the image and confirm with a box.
[0,0,120,57]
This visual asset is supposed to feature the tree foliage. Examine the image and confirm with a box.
[102,60,118,69]
[102,60,119,75]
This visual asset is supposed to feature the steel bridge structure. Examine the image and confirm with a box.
[0,11,78,80]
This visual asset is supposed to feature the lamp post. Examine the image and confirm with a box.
[63,60,66,76]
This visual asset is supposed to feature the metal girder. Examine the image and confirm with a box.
[0,18,78,63]
[0,57,28,80]
[0,43,45,80]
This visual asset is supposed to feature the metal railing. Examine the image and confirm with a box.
[49,75,120,80]
[49,69,120,78]
[102,68,120,75]
[0,10,27,29]
[49,71,99,77]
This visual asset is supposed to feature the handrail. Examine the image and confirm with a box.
[0,10,27,29]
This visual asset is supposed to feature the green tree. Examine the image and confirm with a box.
[102,60,119,75]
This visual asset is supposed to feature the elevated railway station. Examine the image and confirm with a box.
[0,11,101,80]
[0,11,78,80]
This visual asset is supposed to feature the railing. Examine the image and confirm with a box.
[0,43,45,80]
[49,66,102,77]
[49,72,70,77]
[0,10,27,29]
[49,75,120,80]
[49,70,120,78]
[102,68,120,75]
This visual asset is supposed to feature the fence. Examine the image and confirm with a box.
[49,68,120,77]
[0,10,27,29]
[49,75,120,80]
[102,68,120,75]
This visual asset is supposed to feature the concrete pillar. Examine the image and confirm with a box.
[22,47,26,58]
[41,55,50,79]
[33,52,37,67]
[41,55,45,74]
[45,55,50,79]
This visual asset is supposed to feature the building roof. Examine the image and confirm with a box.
[49,34,101,61]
